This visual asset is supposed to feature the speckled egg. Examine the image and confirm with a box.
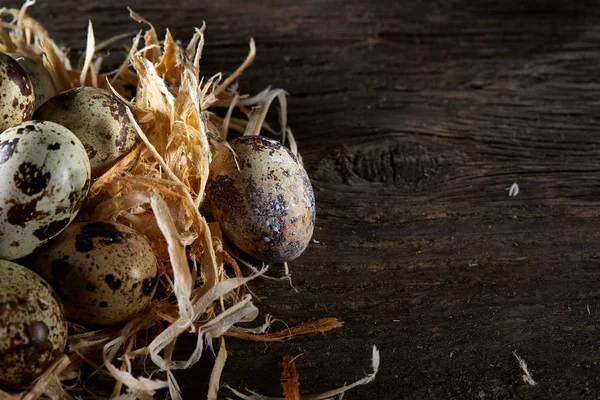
[0,260,67,388]
[25,221,159,327]
[0,120,91,260]
[0,52,35,132]
[206,136,315,264]
[9,54,57,108]
[33,86,138,177]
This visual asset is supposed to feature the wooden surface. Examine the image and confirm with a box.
[7,0,600,398]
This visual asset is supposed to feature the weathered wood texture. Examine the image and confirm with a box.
[6,0,600,398]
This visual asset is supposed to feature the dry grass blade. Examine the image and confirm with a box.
[207,337,228,400]
[80,20,95,85]
[224,318,343,342]
[214,38,256,96]
[21,355,72,400]
[281,356,301,400]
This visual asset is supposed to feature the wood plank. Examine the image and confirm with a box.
[4,0,600,398]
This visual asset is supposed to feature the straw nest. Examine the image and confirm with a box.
[0,2,378,399]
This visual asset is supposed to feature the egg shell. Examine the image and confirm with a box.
[0,52,35,132]
[0,120,91,260]
[25,221,159,327]
[0,260,67,388]
[206,136,315,264]
[33,86,138,177]
[8,54,57,109]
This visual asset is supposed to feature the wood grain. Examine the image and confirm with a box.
[5,0,600,398]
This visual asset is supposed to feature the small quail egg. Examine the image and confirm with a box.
[0,120,91,260]
[25,221,159,327]
[206,136,315,264]
[8,54,57,108]
[0,260,67,388]
[33,86,138,177]
[0,52,35,132]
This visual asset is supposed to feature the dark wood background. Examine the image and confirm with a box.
[7,0,600,398]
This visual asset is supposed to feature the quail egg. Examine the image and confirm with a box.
[206,136,315,264]
[0,120,91,260]
[8,54,57,108]
[33,86,138,177]
[0,52,35,132]
[0,260,67,388]
[25,221,159,326]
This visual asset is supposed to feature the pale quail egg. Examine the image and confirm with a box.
[0,120,90,259]
[0,260,67,388]
[33,86,138,177]
[206,136,315,264]
[25,221,159,327]
[8,54,57,108]
[0,52,35,132]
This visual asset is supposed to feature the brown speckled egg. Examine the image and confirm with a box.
[25,221,158,327]
[206,136,315,264]
[0,121,91,260]
[0,260,67,388]
[0,52,35,132]
[8,54,57,109]
[33,86,138,177]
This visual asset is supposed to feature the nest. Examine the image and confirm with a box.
[0,2,378,399]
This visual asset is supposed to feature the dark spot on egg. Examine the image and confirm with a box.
[115,102,132,151]
[10,241,19,247]
[0,299,18,314]
[239,136,280,152]
[104,274,122,290]
[68,181,89,212]
[5,58,33,97]
[272,194,288,216]
[206,175,244,220]
[0,138,19,164]
[75,221,133,252]
[12,97,18,108]
[24,102,34,119]
[33,217,71,240]
[51,258,73,280]
[47,143,61,150]
[83,144,97,161]
[7,199,42,227]
[132,282,139,289]
[14,162,51,196]
[86,282,96,292]
[245,177,269,217]
[142,274,158,296]
[99,301,108,308]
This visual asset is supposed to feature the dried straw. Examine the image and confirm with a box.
[0,2,376,399]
